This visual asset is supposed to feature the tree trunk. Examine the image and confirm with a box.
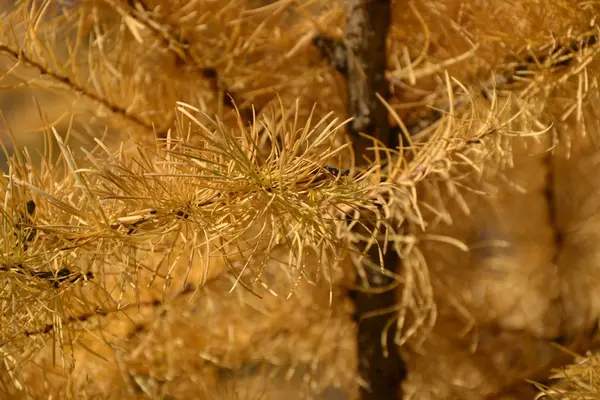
[344,1,406,399]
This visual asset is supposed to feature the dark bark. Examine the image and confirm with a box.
[350,248,407,399]
[343,1,406,399]
[345,0,396,155]
[543,152,562,265]
[313,35,348,75]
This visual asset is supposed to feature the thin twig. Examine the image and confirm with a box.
[0,44,157,135]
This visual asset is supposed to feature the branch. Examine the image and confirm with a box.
[23,284,195,337]
[0,45,159,136]
[114,0,254,123]
[343,1,406,399]
[312,35,348,76]
[345,0,396,154]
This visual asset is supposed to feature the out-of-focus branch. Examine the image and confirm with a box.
[0,44,158,135]
[345,0,396,155]
[343,1,406,399]
[313,35,348,76]
[111,0,253,122]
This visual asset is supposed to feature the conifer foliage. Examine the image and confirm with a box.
[2,0,600,399]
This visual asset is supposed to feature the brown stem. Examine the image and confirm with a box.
[118,0,253,123]
[344,1,405,399]
[543,151,562,273]
[23,284,195,337]
[345,0,396,155]
[0,45,159,136]
[313,35,348,75]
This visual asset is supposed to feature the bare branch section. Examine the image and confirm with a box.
[345,0,396,154]
[313,35,348,76]
[0,44,157,136]
[114,0,254,123]
[344,1,406,399]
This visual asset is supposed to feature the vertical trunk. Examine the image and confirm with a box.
[344,1,406,399]
[345,0,395,152]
